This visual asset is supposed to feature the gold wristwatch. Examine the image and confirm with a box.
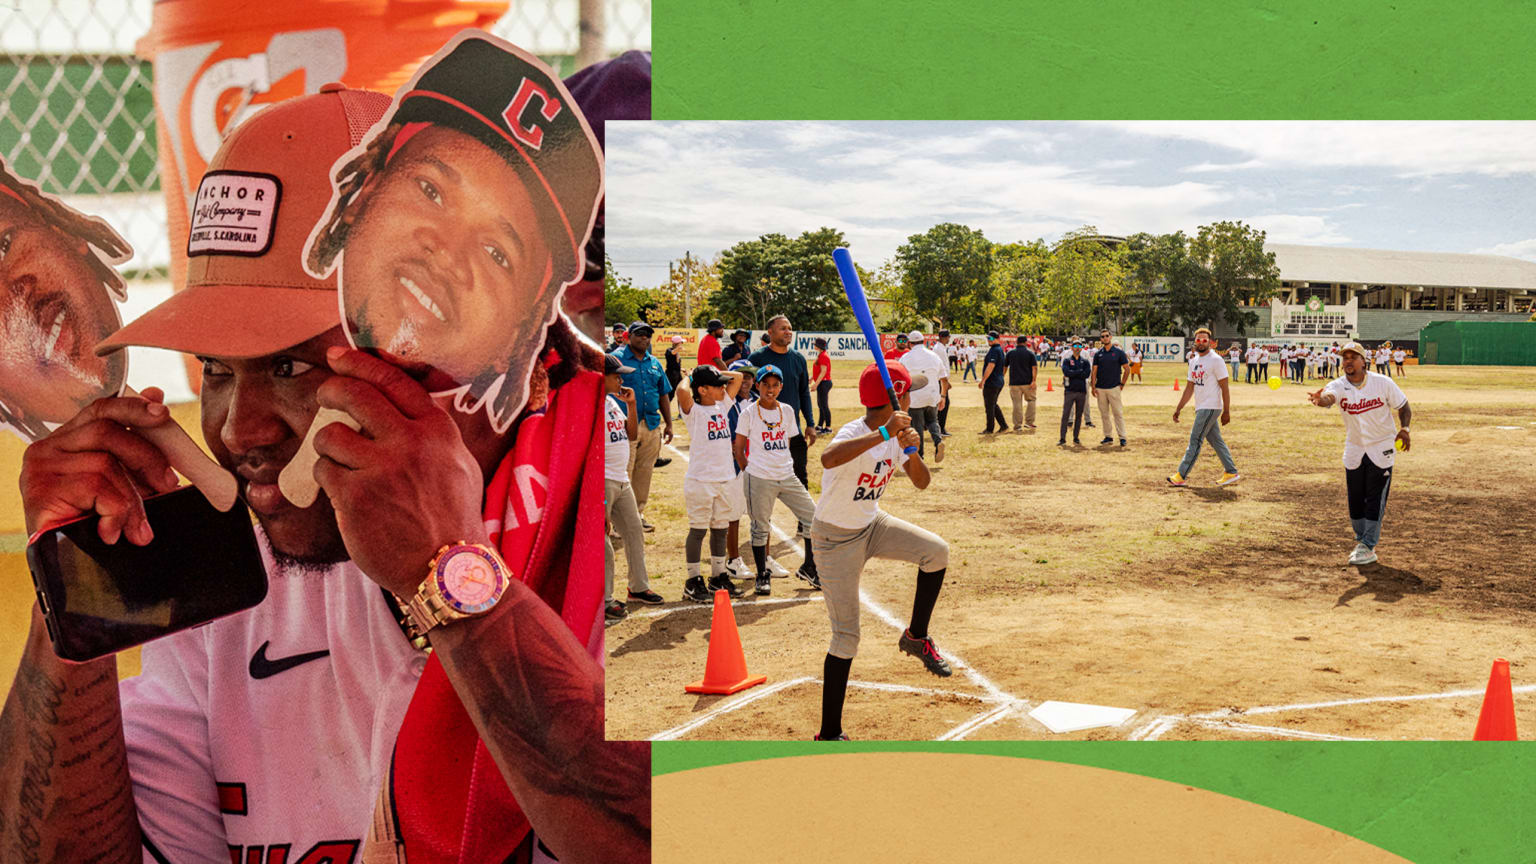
[399,542,510,640]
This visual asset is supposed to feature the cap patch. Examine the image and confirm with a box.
[188,170,281,257]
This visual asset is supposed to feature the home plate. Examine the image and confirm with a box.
[1028,701,1137,734]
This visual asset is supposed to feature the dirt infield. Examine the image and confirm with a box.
[606,360,1536,740]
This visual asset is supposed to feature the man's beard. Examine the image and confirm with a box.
[266,530,350,576]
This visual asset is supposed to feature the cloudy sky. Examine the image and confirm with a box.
[605,121,1536,288]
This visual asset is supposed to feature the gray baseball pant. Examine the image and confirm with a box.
[605,478,649,600]
[811,511,949,659]
[744,472,817,546]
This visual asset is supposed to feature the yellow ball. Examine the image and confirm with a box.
[1396,438,1405,451]
[1268,376,1282,390]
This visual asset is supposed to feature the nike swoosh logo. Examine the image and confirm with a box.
[249,641,330,680]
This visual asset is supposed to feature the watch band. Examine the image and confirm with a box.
[399,541,509,639]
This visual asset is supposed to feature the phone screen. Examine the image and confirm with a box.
[26,486,268,662]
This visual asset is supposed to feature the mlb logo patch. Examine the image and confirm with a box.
[188,170,281,257]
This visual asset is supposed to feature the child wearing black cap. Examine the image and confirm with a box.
[734,364,820,596]
[677,365,747,601]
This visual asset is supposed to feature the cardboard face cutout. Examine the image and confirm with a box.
[303,29,604,434]
[0,159,131,442]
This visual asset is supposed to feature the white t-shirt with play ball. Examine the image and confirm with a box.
[813,417,908,530]
[1322,372,1408,469]
[737,400,799,481]
[1187,350,1229,411]
[684,399,737,483]
[604,394,630,483]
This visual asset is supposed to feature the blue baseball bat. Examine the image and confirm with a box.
[832,247,918,455]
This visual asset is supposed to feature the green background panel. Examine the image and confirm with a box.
[654,742,1536,863]
[653,0,1536,119]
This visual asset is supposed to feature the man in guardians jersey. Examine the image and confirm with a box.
[1308,342,1412,566]
[811,362,951,741]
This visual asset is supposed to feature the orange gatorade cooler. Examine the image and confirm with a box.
[137,0,508,390]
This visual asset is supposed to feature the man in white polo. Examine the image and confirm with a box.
[901,329,949,462]
[1307,341,1412,565]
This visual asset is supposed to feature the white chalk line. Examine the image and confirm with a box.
[647,446,1527,741]
[649,442,1024,738]
[650,676,990,741]
[623,594,824,620]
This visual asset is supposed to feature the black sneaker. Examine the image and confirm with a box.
[708,574,745,598]
[683,576,712,603]
[1084,421,1095,428]
[899,630,953,677]
[654,457,672,468]
[796,566,822,591]
[1073,437,1081,445]
[813,732,850,740]
[1119,438,1127,447]
[604,600,627,621]
[627,589,665,605]
[755,574,772,596]
[1057,438,1065,446]
[1101,436,1113,445]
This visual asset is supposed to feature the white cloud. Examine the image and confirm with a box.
[1181,159,1264,173]
[1106,121,1536,177]
[1475,238,1536,261]
[1247,214,1351,245]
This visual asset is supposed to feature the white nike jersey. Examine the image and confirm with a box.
[120,528,560,863]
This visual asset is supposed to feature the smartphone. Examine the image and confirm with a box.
[26,485,268,662]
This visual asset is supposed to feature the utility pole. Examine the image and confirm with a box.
[683,251,692,327]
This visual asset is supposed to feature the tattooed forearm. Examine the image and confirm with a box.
[433,583,651,864]
[1,614,140,863]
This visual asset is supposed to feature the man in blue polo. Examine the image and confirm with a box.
[611,320,674,531]
[1090,329,1130,446]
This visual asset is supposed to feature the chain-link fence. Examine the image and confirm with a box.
[0,0,646,395]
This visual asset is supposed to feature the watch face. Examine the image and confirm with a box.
[435,546,507,614]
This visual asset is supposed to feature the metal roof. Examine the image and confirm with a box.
[1267,243,1536,291]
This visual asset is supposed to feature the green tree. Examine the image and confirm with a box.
[1120,231,1188,336]
[709,228,852,330]
[1039,227,1127,336]
[602,255,656,326]
[648,253,721,327]
[984,240,1052,333]
[893,223,994,330]
[1181,220,1280,335]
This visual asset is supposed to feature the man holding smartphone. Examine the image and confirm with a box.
[0,73,648,862]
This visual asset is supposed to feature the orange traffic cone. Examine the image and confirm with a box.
[1473,658,1517,740]
[686,590,768,695]
[1172,378,1181,391]
[1045,377,1053,392]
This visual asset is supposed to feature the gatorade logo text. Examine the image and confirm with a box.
[504,77,562,150]
[188,171,281,257]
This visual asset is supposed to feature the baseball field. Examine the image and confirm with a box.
[606,359,1536,741]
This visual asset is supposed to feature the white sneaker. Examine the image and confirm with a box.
[728,557,752,579]
[766,556,790,578]
[1348,543,1378,566]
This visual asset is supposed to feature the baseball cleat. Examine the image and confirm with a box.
[755,574,772,596]
[683,576,712,603]
[1349,543,1378,566]
[1120,439,1127,447]
[604,600,627,622]
[899,630,953,677]
[728,557,752,579]
[813,733,850,740]
[1166,472,1187,488]
[1216,472,1243,487]
[627,589,665,606]
[766,556,790,578]
[796,566,822,591]
[708,574,746,598]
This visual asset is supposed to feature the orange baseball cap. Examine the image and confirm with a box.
[97,83,390,359]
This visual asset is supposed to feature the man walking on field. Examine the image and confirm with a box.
[1168,328,1242,488]
[1307,342,1412,566]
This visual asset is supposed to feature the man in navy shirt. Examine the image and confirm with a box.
[1090,329,1130,446]
[749,315,819,580]
[611,320,673,530]
[721,328,752,365]
[978,331,1008,434]
[1005,336,1038,430]
[1059,340,1091,446]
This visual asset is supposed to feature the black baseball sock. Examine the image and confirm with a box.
[907,568,946,640]
[752,543,767,576]
[820,654,853,740]
[802,538,817,573]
